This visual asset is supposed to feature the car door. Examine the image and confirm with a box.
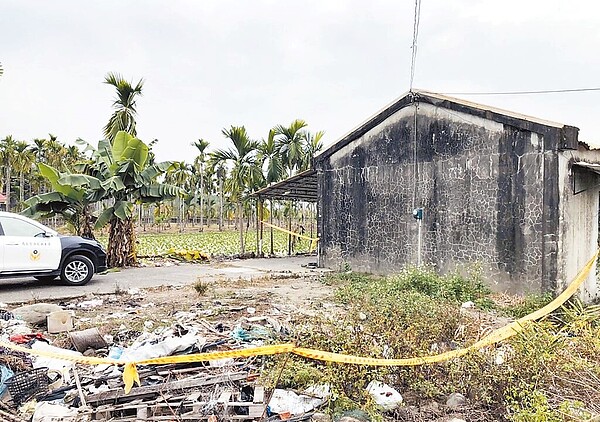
[0,215,61,272]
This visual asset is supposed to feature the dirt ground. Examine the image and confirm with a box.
[53,269,336,345]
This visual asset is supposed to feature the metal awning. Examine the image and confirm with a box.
[573,161,600,174]
[250,169,317,202]
[572,161,600,194]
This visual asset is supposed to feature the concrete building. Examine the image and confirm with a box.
[316,91,600,300]
[254,91,600,301]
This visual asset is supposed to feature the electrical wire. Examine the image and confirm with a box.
[409,0,422,91]
[439,87,600,96]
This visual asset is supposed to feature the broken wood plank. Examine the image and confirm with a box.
[86,372,248,405]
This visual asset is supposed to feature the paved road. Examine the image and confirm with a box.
[0,256,322,304]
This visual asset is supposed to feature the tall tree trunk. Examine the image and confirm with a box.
[178,197,183,233]
[19,172,24,210]
[238,201,245,255]
[270,200,274,256]
[219,177,224,231]
[107,217,136,267]
[5,164,11,212]
[200,175,204,231]
[80,207,96,240]
[287,201,292,256]
[256,200,259,255]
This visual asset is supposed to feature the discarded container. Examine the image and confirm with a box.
[69,328,108,352]
[5,367,49,405]
[47,311,73,334]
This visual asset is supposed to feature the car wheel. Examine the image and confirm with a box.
[61,255,94,286]
[34,276,57,282]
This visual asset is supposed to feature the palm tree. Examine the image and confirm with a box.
[65,145,83,169]
[13,141,35,210]
[0,136,17,211]
[274,119,308,177]
[31,138,47,163]
[273,120,310,254]
[259,129,284,185]
[210,126,262,254]
[167,161,192,231]
[103,72,144,142]
[215,163,226,231]
[300,130,325,171]
[258,129,285,256]
[44,136,68,170]
[192,139,210,230]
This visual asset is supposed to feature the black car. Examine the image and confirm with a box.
[0,212,107,285]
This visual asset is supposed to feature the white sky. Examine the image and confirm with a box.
[1,0,599,162]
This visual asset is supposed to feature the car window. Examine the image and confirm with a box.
[0,216,45,237]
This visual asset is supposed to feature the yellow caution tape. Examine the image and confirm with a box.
[0,251,596,394]
[0,340,118,366]
[135,343,296,366]
[261,220,319,252]
[261,221,319,243]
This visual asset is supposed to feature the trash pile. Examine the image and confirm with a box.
[0,291,333,422]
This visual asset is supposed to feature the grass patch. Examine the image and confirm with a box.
[333,266,491,305]
[264,268,600,421]
[192,279,210,296]
[502,293,554,319]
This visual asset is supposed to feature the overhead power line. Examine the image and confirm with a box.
[439,87,600,96]
[409,0,422,91]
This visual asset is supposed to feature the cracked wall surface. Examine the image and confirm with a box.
[557,148,600,302]
[317,102,561,293]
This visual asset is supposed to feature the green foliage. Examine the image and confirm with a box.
[506,389,559,422]
[88,131,180,230]
[192,279,210,296]
[103,72,144,141]
[97,230,312,258]
[504,293,554,319]
[261,357,324,390]
[264,269,600,421]
[333,266,490,305]
[22,163,98,237]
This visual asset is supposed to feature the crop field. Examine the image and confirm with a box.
[98,230,313,257]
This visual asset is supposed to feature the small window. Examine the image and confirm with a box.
[0,217,45,237]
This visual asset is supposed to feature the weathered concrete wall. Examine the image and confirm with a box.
[317,101,560,293]
[557,149,600,302]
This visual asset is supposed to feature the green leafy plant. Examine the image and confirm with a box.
[193,279,210,296]
[504,293,554,319]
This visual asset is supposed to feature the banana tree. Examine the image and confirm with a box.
[89,131,180,267]
[22,163,102,239]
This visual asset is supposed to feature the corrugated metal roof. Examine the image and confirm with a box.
[250,169,317,202]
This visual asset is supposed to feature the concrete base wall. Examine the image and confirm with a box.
[318,102,562,294]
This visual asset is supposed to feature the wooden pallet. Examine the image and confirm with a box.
[89,384,266,421]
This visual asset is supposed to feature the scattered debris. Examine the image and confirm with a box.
[47,311,74,334]
[269,385,330,416]
[0,279,329,422]
[445,392,467,410]
[365,381,403,411]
